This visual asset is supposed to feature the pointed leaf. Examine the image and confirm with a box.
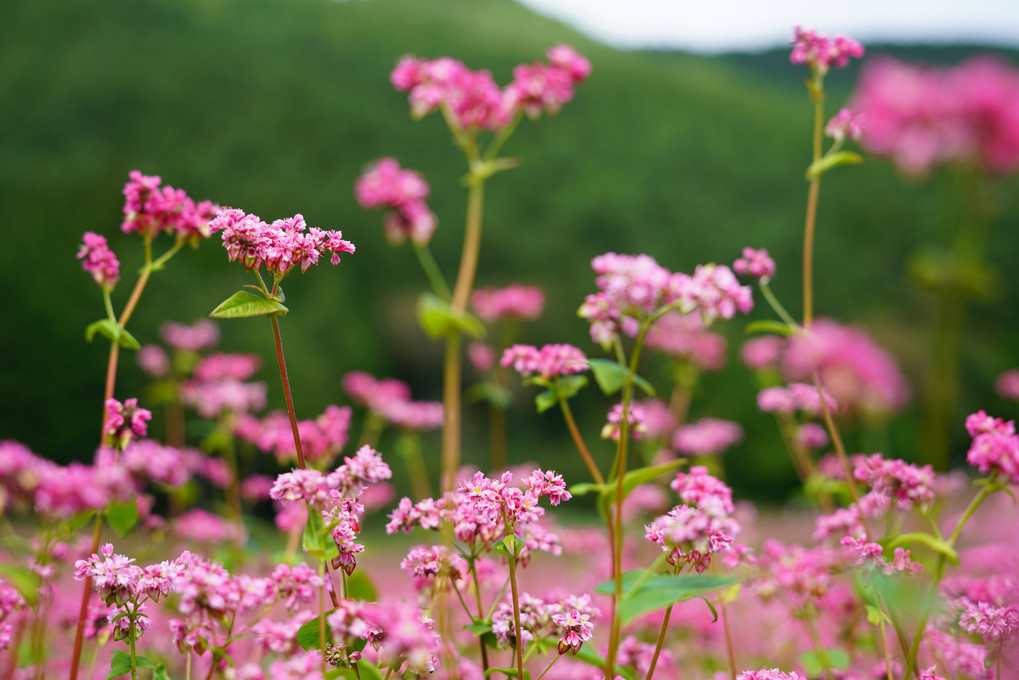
[345,570,377,602]
[587,359,655,396]
[553,374,589,401]
[535,390,557,414]
[464,622,493,636]
[0,563,42,605]
[593,570,739,625]
[806,151,864,180]
[297,609,336,650]
[209,290,288,319]
[85,319,141,350]
[134,656,157,671]
[744,320,797,336]
[417,293,485,340]
[106,498,139,539]
[106,649,133,679]
[303,509,328,559]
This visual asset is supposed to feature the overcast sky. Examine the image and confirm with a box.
[517,0,1019,53]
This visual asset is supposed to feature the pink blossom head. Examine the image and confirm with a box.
[790,27,864,75]
[136,345,171,378]
[471,284,545,322]
[825,108,866,142]
[965,410,1019,483]
[356,158,437,246]
[547,45,591,84]
[500,343,588,382]
[672,418,744,457]
[342,371,412,412]
[645,311,727,371]
[741,335,784,371]
[104,398,152,447]
[77,232,120,291]
[782,319,909,415]
[468,342,496,373]
[160,319,219,353]
[121,170,216,242]
[732,247,776,281]
[996,369,1019,401]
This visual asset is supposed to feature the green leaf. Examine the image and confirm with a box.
[153,664,170,680]
[356,661,384,680]
[0,563,42,605]
[492,535,521,559]
[865,604,890,626]
[303,510,328,559]
[883,532,959,566]
[593,571,740,625]
[106,498,139,539]
[134,655,157,671]
[345,570,378,602]
[568,482,609,497]
[465,381,514,408]
[209,290,288,319]
[535,390,557,414]
[805,151,864,180]
[416,293,485,340]
[554,374,589,401]
[616,460,685,497]
[587,359,655,396]
[85,319,141,350]
[464,622,493,636]
[484,666,530,680]
[799,648,850,676]
[297,610,336,650]
[106,649,133,679]
[744,320,797,336]
[66,510,97,534]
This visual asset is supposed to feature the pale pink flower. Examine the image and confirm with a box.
[471,284,545,322]
[996,369,1019,401]
[160,319,219,352]
[825,108,866,142]
[646,311,727,371]
[356,158,437,246]
[672,418,744,456]
[732,247,776,281]
[501,343,588,381]
[136,345,170,378]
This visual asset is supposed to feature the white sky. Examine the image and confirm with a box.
[517,0,1019,53]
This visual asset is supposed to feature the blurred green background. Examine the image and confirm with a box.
[3,0,1018,502]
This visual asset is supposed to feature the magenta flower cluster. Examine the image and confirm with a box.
[208,209,355,278]
[965,410,1019,483]
[391,44,590,130]
[355,158,437,246]
[472,283,546,322]
[789,26,864,74]
[121,170,218,242]
[77,232,121,291]
[342,371,444,431]
[500,343,588,381]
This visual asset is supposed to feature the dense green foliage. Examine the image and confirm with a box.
[3,0,1018,500]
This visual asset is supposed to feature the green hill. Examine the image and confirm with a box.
[2,0,1017,500]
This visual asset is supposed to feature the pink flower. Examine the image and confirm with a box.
[671,264,754,322]
[547,45,591,84]
[77,232,120,290]
[965,410,1019,483]
[645,311,728,371]
[825,108,865,142]
[356,158,437,246]
[343,371,412,412]
[471,284,545,322]
[672,418,744,456]
[732,247,776,281]
[121,170,218,241]
[789,26,864,74]
[468,342,496,373]
[602,402,647,442]
[160,319,219,352]
[501,343,588,381]
[104,398,152,444]
[996,369,1019,401]
[737,669,806,680]
[741,336,783,370]
[136,345,170,378]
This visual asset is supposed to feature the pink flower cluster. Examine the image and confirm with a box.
[472,283,545,322]
[789,26,864,74]
[208,209,355,277]
[672,418,744,457]
[326,598,438,674]
[645,311,728,371]
[738,669,805,680]
[965,410,1019,483]
[95,440,203,488]
[77,232,121,290]
[490,591,597,655]
[997,369,1019,401]
[732,247,776,281]
[646,467,740,571]
[387,469,568,564]
[121,170,218,242]
[579,253,752,349]
[236,405,352,464]
[161,319,220,352]
[757,382,838,416]
[957,598,1019,645]
[400,544,468,594]
[782,319,909,415]
[853,57,1019,175]
[391,45,589,130]
[501,343,588,381]
[104,397,152,445]
[825,108,866,142]
[602,402,647,442]
[355,158,437,246]
[841,536,923,576]
[342,371,444,431]
[853,453,937,512]
[74,544,190,608]
[179,353,266,419]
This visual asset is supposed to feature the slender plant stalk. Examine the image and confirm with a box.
[605,325,651,678]
[413,242,452,301]
[269,315,308,470]
[559,397,604,484]
[507,556,526,680]
[441,178,486,493]
[802,83,825,330]
[721,599,738,680]
[645,603,675,680]
[535,654,560,680]
[470,563,491,672]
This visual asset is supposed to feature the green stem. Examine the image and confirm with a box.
[644,603,675,680]
[128,614,139,680]
[269,314,307,470]
[802,81,825,330]
[507,556,526,680]
[759,281,802,330]
[535,653,560,680]
[605,323,651,678]
[559,397,603,484]
[470,561,491,673]
[413,242,451,301]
